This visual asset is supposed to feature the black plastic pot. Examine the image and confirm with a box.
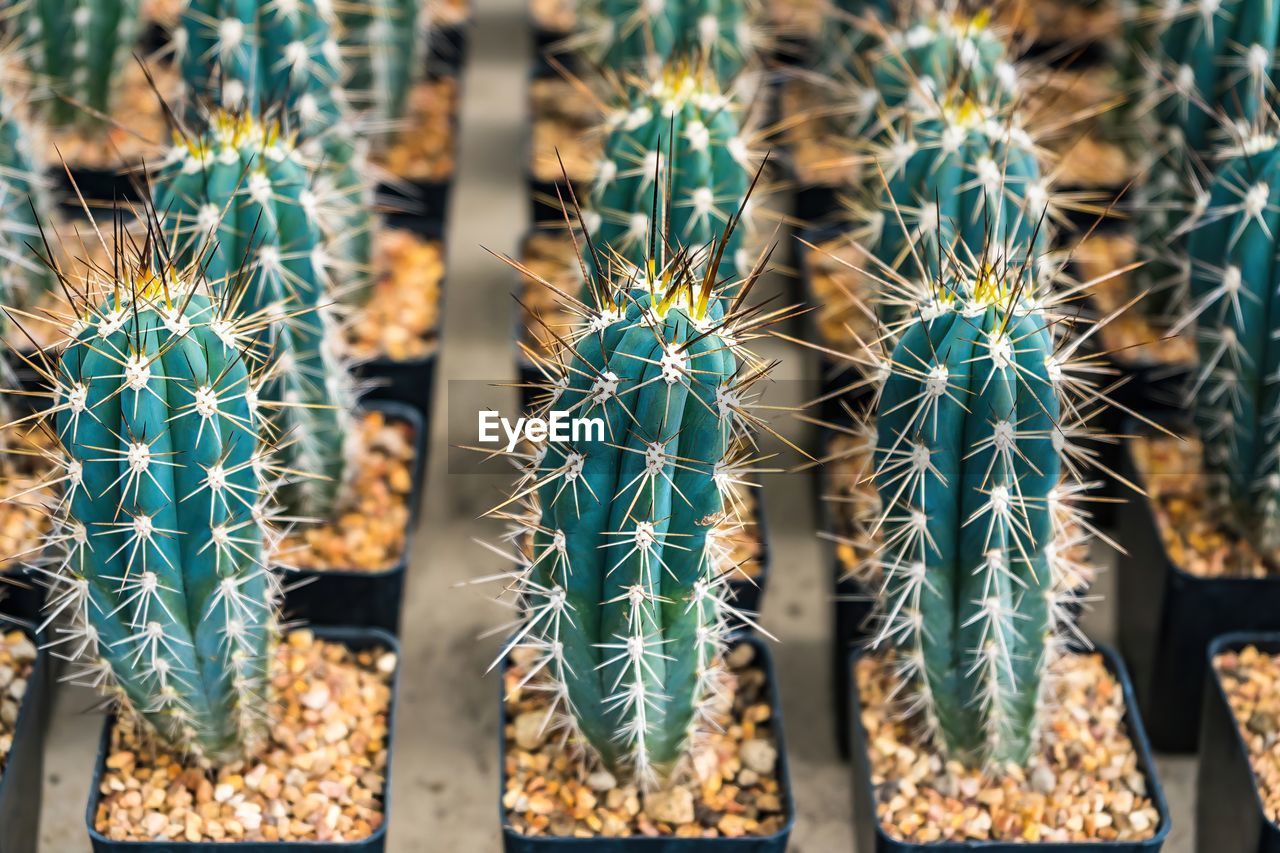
[85,625,399,852]
[498,634,796,852]
[1197,632,1280,853]
[281,401,425,635]
[1115,431,1280,753]
[0,617,49,853]
[849,643,1170,853]
[0,569,43,623]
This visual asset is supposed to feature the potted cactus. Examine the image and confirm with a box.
[1116,118,1280,752]
[838,217,1169,845]
[1195,632,1280,853]
[149,107,425,632]
[0,230,401,847]
[487,223,794,848]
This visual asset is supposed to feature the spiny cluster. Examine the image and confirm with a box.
[489,232,785,788]
[0,87,57,312]
[14,235,281,764]
[336,0,430,133]
[585,67,757,289]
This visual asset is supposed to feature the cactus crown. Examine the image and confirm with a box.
[571,0,756,83]
[862,239,1097,768]
[337,0,429,127]
[491,224,778,787]
[858,95,1051,327]
[1184,121,1280,551]
[13,230,280,763]
[586,67,755,293]
[152,108,356,521]
[10,0,142,128]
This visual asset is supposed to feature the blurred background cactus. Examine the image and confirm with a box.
[179,0,377,303]
[570,0,757,83]
[1183,122,1280,553]
[153,111,356,521]
[41,251,278,763]
[866,245,1088,767]
[493,228,773,786]
[587,67,754,285]
[337,0,430,135]
[0,91,57,312]
[6,0,142,128]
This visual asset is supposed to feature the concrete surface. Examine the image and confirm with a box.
[35,0,1198,849]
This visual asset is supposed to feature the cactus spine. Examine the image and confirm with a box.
[337,0,429,128]
[573,0,755,82]
[588,69,753,287]
[1185,127,1280,552]
[46,260,276,762]
[10,0,141,128]
[179,0,376,302]
[496,232,770,786]
[870,257,1073,767]
[0,91,57,310]
[153,112,354,520]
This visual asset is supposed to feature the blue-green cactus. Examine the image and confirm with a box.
[152,112,354,520]
[179,0,376,301]
[50,269,276,762]
[1185,128,1280,550]
[498,242,768,785]
[11,0,142,128]
[0,91,57,311]
[587,69,753,290]
[571,0,755,82]
[867,98,1050,326]
[872,263,1062,766]
[337,0,428,128]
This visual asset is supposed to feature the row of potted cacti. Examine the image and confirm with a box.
[0,0,463,848]
[783,0,1280,850]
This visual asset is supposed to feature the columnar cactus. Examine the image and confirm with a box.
[1184,127,1280,552]
[0,92,57,310]
[866,98,1050,326]
[870,256,1073,767]
[588,69,754,286]
[179,0,376,301]
[153,112,355,520]
[337,0,429,128]
[494,235,771,786]
[572,0,756,83]
[43,260,277,763]
[10,0,142,128]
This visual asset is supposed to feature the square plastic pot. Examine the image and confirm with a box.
[0,616,48,853]
[1115,430,1280,752]
[85,625,399,851]
[0,568,43,623]
[497,633,795,852]
[1197,632,1280,853]
[848,643,1170,853]
[280,401,425,635]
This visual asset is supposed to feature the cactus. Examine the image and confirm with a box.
[153,111,355,520]
[179,0,376,302]
[864,98,1050,327]
[587,69,754,289]
[0,91,57,311]
[10,0,142,128]
[870,254,1072,767]
[337,0,429,128]
[493,231,771,786]
[572,0,755,83]
[40,257,277,763]
[1184,127,1280,552]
